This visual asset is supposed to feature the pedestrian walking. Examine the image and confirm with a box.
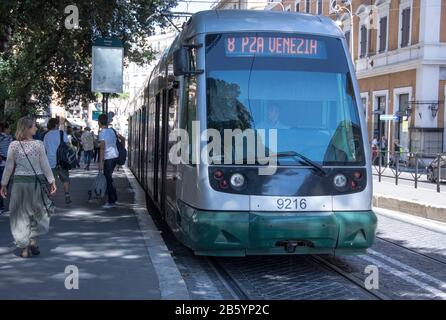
[370,135,379,165]
[33,125,45,141]
[93,132,100,162]
[98,114,125,208]
[75,127,83,166]
[81,127,94,170]
[380,136,388,166]
[67,127,80,168]
[0,122,14,213]
[0,116,56,258]
[371,136,378,148]
[43,118,72,204]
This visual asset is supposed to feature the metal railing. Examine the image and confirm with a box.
[372,151,445,192]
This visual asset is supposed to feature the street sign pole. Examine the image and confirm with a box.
[387,119,391,166]
[101,94,105,114]
[104,93,109,118]
[379,114,400,167]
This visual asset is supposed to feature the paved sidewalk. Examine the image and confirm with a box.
[373,177,446,223]
[0,164,188,299]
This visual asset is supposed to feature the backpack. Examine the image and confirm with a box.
[71,134,80,147]
[88,172,107,200]
[111,128,127,166]
[56,131,77,170]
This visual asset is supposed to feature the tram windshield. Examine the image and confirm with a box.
[205,32,365,166]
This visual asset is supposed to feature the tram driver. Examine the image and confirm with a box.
[256,103,290,130]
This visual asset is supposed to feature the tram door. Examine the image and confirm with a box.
[165,87,178,209]
[155,89,169,213]
[153,94,161,204]
[140,106,146,190]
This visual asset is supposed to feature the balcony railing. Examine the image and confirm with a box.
[356,44,421,74]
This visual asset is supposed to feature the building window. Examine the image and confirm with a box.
[329,0,337,13]
[345,30,351,49]
[378,16,387,53]
[305,0,310,13]
[395,93,409,144]
[360,25,367,58]
[361,97,367,117]
[400,7,411,47]
[286,5,291,12]
[361,92,369,122]
[373,96,387,140]
[295,0,300,12]
[317,0,322,15]
[410,129,443,155]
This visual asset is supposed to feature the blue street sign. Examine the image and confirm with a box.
[380,114,399,121]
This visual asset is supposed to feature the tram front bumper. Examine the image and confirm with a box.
[178,204,377,256]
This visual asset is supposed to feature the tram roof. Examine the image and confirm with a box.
[183,10,343,39]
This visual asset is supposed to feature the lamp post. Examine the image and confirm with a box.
[333,0,354,62]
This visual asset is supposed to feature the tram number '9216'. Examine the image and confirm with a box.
[277,198,307,210]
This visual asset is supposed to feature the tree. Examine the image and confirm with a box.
[0,0,178,122]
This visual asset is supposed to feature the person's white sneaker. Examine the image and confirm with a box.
[102,203,116,209]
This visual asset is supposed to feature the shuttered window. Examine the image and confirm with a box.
[295,3,300,12]
[306,0,310,13]
[360,25,367,58]
[317,0,322,14]
[345,30,351,49]
[401,8,410,47]
[379,17,387,52]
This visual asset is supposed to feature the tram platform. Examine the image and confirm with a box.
[373,177,446,223]
[0,164,189,300]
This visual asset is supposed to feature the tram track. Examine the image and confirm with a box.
[207,257,252,300]
[310,255,390,300]
[376,236,446,267]
[208,254,393,300]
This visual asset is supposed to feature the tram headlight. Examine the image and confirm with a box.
[230,173,246,189]
[333,174,347,189]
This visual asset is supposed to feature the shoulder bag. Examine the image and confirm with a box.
[18,141,55,216]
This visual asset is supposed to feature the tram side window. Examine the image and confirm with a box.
[181,75,197,163]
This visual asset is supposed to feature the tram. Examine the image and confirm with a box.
[128,10,377,256]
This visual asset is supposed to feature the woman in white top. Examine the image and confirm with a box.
[0,116,56,258]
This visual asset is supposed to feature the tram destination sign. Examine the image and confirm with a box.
[225,36,327,59]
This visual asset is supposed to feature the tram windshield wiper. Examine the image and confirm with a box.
[275,151,327,176]
[209,152,326,175]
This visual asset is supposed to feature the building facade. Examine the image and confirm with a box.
[124,31,177,101]
[213,0,273,10]
[212,0,446,155]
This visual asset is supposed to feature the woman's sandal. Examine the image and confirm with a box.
[29,244,40,256]
[19,247,31,258]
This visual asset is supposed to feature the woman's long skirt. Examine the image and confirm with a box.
[9,175,51,248]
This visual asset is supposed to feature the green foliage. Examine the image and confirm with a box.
[0,0,178,119]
